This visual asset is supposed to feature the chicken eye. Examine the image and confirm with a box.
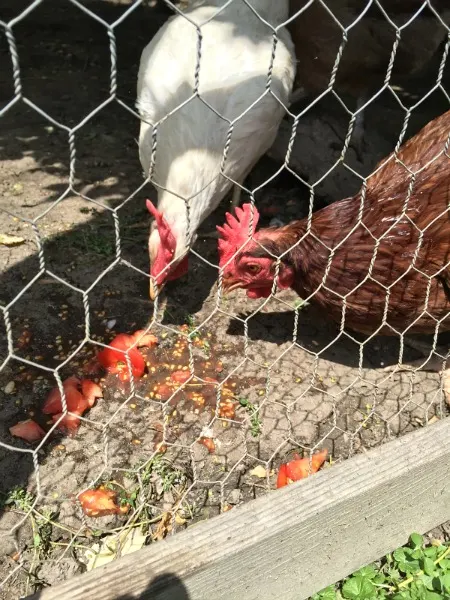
[247,264,261,274]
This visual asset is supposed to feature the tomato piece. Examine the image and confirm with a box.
[42,377,86,415]
[170,370,191,384]
[130,329,158,348]
[154,383,174,400]
[80,379,103,408]
[9,419,45,443]
[285,459,309,481]
[198,437,215,453]
[97,334,145,379]
[78,487,129,518]
[52,412,82,436]
[311,449,328,471]
[276,463,289,489]
[280,449,328,487]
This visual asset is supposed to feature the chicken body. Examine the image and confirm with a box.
[219,110,450,337]
[137,0,296,295]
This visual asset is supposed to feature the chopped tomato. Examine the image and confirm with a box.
[198,437,215,453]
[130,329,158,348]
[52,412,82,436]
[43,377,87,415]
[276,463,289,489]
[80,379,103,408]
[97,333,145,380]
[170,370,191,384]
[9,419,45,443]
[78,487,129,518]
[277,449,328,489]
[154,383,174,400]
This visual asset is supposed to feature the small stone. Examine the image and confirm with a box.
[4,381,15,394]
[228,489,242,505]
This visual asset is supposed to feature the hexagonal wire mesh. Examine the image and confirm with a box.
[1,0,450,595]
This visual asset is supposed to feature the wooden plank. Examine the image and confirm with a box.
[28,418,450,600]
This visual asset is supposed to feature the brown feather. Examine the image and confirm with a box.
[253,110,450,335]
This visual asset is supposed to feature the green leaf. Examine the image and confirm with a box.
[33,533,41,548]
[423,547,439,560]
[441,573,450,592]
[420,574,436,591]
[410,533,424,549]
[312,585,336,600]
[423,591,443,600]
[422,558,436,577]
[356,566,377,580]
[394,549,407,563]
[392,592,410,600]
[342,576,375,599]
[440,558,450,571]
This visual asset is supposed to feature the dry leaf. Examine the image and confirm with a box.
[250,465,267,478]
[175,512,187,525]
[152,512,172,541]
[84,527,147,571]
[0,234,25,247]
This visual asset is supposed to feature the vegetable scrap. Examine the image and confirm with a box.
[96,330,158,381]
[78,487,130,518]
[9,419,45,443]
[43,375,103,436]
[97,334,146,381]
[276,449,328,488]
[198,437,215,453]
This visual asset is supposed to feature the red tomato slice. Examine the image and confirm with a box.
[154,383,174,400]
[80,379,103,408]
[280,449,328,486]
[285,459,310,481]
[97,334,145,379]
[9,419,45,443]
[170,370,191,384]
[42,377,86,415]
[78,488,129,518]
[276,463,289,489]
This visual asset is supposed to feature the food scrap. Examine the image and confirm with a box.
[42,375,103,436]
[97,333,146,381]
[9,419,45,443]
[78,486,130,518]
[198,436,215,453]
[276,449,328,489]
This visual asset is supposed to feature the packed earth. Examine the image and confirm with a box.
[0,1,449,598]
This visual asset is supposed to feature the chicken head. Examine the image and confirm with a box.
[146,199,189,300]
[217,203,294,299]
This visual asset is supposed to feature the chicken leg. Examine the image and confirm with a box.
[383,338,450,403]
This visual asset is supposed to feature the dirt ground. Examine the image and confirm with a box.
[0,1,449,598]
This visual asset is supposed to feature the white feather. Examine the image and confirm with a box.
[137,0,296,262]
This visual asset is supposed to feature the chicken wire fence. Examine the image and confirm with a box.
[0,0,450,596]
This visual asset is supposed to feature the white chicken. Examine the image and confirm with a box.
[136,0,295,299]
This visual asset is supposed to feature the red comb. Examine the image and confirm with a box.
[146,199,174,250]
[217,203,260,268]
[146,199,176,280]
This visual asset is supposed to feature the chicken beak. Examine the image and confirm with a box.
[149,279,164,301]
[221,277,243,295]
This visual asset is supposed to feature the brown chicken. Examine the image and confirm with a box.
[217,109,450,338]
